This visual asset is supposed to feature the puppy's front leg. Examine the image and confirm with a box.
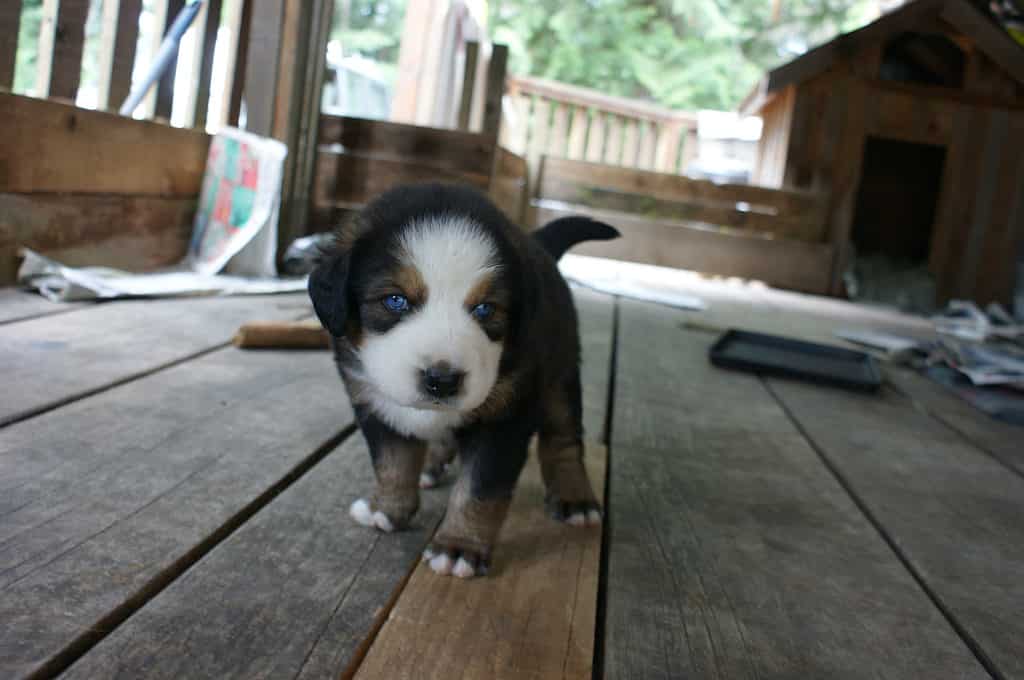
[424,423,530,578]
[350,408,426,532]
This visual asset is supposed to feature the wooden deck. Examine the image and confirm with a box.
[1,274,1022,679]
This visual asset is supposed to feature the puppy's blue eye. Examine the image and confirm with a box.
[383,295,409,313]
[471,302,494,321]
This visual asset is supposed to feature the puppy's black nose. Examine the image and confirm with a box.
[421,363,465,399]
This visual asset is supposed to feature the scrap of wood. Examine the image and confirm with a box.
[233,320,329,349]
[351,442,607,680]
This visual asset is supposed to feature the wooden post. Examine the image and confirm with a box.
[235,0,332,262]
[95,0,142,111]
[222,0,251,127]
[457,40,479,131]
[482,44,508,140]
[0,0,23,90]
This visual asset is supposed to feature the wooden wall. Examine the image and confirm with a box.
[309,115,530,231]
[0,94,209,284]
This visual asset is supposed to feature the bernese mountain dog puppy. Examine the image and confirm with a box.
[308,183,619,578]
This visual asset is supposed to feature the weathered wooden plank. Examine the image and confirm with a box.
[768,376,1024,679]
[0,294,312,426]
[58,288,614,680]
[572,286,614,439]
[57,432,443,680]
[539,155,822,219]
[0,0,23,89]
[0,346,354,679]
[535,202,834,294]
[489,147,529,226]
[0,288,83,325]
[482,44,507,139]
[318,115,495,176]
[886,367,1024,477]
[354,443,606,680]
[0,93,210,195]
[537,181,824,242]
[457,40,479,131]
[0,192,195,285]
[604,298,987,679]
[313,151,492,211]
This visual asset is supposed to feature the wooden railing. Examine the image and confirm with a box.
[501,75,699,178]
[0,0,252,129]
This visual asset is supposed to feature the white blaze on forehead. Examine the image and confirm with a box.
[357,214,505,439]
[399,215,500,295]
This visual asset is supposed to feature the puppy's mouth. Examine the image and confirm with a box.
[411,398,460,412]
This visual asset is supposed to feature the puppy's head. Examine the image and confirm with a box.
[309,185,522,415]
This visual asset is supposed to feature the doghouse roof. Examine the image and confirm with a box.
[740,0,1024,114]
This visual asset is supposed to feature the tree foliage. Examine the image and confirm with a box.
[488,0,880,110]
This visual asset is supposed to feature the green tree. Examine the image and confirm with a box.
[489,0,878,110]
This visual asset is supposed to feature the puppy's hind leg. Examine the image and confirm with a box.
[419,431,457,489]
[349,407,426,532]
[538,372,601,527]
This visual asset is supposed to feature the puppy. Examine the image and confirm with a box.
[308,183,619,578]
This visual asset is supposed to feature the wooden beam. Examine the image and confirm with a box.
[534,202,834,293]
[240,0,284,135]
[313,151,492,210]
[318,115,495,175]
[457,40,479,131]
[538,156,824,219]
[482,43,508,139]
[222,0,250,127]
[0,92,209,195]
[0,193,195,284]
[941,0,1024,88]
[0,0,23,90]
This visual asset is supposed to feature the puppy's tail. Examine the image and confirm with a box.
[532,216,620,262]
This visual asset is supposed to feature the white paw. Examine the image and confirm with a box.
[566,509,602,527]
[451,557,476,579]
[419,472,437,489]
[427,552,454,575]
[349,498,395,532]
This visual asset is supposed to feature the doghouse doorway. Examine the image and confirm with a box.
[847,136,947,312]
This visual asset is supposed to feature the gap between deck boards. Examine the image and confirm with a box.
[0,310,313,430]
[31,425,359,680]
[762,379,1003,680]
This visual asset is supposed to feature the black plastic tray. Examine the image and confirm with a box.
[709,329,881,392]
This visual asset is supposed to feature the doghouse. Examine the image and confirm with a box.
[741,0,1024,305]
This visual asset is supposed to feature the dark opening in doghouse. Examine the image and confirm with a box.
[879,32,966,88]
[847,137,947,311]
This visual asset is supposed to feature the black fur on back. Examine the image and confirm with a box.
[532,217,620,261]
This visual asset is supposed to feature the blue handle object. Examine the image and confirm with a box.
[119,0,204,116]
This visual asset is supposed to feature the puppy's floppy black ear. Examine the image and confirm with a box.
[308,252,350,337]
